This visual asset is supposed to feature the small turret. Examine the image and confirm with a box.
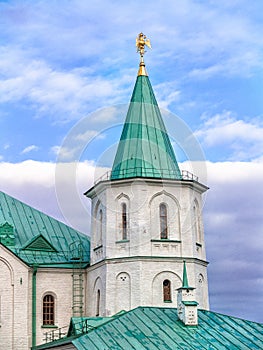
[177,261,198,326]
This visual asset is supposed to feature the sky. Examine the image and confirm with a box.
[0,0,263,323]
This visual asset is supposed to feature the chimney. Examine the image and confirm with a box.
[177,261,198,326]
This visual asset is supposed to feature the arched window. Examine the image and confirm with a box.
[160,203,168,239]
[43,294,55,325]
[163,280,171,302]
[96,289,100,317]
[122,203,127,240]
[99,209,103,243]
[193,203,201,242]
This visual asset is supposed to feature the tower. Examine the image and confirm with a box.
[85,33,209,317]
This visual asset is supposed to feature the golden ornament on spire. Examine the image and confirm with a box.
[136,32,151,58]
[136,32,151,76]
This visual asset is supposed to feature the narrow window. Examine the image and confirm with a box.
[193,205,201,242]
[122,203,127,240]
[43,294,55,325]
[163,280,171,302]
[96,289,100,317]
[160,203,168,239]
[99,209,103,243]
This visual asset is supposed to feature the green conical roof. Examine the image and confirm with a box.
[110,73,181,180]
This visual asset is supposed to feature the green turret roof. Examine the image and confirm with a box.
[111,69,181,180]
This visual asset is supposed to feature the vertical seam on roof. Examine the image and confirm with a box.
[123,311,160,350]
[134,308,176,350]
[198,311,233,349]
[242,319,263,341]
[214,312,262,348]
[149,308,195,349]
[106,318,138,349]
[201,311,251,349]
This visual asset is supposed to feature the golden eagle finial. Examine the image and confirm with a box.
[136,33,151,76]
[136,32,151,59]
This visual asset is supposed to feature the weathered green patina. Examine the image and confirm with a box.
[0,191,90,267]
[111,75,181,180]
[34,307,263,349]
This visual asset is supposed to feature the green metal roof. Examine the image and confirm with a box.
[71,307,263,350]
[67,316,112,336]
[0,191,90,266]
[111,75,181,181]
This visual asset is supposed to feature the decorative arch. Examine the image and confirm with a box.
[0,256,15,285]
[149,190,181,209]
[149,191,181,241]
[0,256,15,348]
[116,192,130,201]
[152,271,181,306]
[115,272,131,313]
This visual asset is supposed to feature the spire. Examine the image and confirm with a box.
[110,34,181,181]
[182,260,189,288]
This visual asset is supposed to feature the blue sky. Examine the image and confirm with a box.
[1,0,263,323]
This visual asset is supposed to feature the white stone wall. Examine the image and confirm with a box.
[88,178,207,261]
[86,177,209,316]
[86,257,208,317]
[35,268,76,347]
[0,245,30,350]
[0,244,84,349]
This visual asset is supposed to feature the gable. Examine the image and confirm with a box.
[22,234,58,252]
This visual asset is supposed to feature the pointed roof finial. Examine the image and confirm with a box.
[136,32,151,76]
[182,260,190,288]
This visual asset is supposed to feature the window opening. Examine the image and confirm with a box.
[43,294,55,325]
[160,203,168,239]
[99,209,103,243]
[163,280,171,302]
[122,203,127,240]
[96,289,100,317]
[193,205,201,242]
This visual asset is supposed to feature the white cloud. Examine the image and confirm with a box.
[195,111,263,160]
[0,158,262,322]
[21,144,39,154]
[1,159,262,321]
[0,46,131,123]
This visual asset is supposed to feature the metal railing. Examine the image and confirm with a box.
[43,326,68,343]
[43,319,96,344]
[94,168,199,185]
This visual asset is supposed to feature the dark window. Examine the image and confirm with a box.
[96,289,100,317]
[163,280,171,302]
[99,209,103,242]
[160,203,168,239]
[122,203,127,240]
[43,294,55,325]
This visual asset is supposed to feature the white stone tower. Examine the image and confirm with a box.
[85,33,209,317]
